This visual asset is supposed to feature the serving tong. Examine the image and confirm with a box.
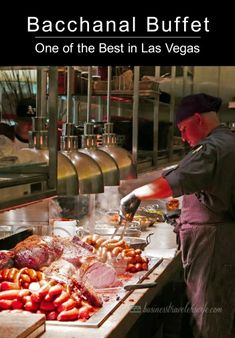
[111,213,132,239]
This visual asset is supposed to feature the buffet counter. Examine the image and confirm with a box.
[41,255,182,338]
[0,175,183,337]
[41,222,182,338]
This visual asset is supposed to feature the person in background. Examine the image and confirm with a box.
[14,97,36,150]
[0,122,15,158]
[119,93,235,338]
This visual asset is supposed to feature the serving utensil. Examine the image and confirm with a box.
[124,282,157,291]
[111,218,129,240]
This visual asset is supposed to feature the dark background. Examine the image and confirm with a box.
[0,4,231,66]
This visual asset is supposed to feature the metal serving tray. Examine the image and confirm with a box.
[47,256,163,328]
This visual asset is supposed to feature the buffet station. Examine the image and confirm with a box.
[0,196,181,338]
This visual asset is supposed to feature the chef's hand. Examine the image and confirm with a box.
[119,192,141,222]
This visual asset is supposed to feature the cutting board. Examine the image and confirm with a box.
[0,313,46,338]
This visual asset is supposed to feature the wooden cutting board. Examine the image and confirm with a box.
[0,313,46,338]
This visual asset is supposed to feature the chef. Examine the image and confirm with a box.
[14,97,36,150]
[119,93,235,338]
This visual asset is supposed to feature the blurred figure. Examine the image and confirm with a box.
[0,122,15,158]
[14,97,36,150]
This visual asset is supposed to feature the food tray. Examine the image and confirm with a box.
[0,229,33,250]
[47,256,163,327]
[136,205,165,223]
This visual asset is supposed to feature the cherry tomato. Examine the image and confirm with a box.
[135,263,142,272]
[142,263,148,270]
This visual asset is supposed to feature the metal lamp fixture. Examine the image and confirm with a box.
[80,66,120,186]
[18,67,79,196]
[59,66,104,194]
[100,66,137,180]
[60,123,104,194]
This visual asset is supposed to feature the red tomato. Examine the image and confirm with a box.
[135,263,142,272]
[141,263,148,270]
[127,263,136,273]
[135,255,142,263]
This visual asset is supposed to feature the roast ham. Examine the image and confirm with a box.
[42,258,103,307]
[79,259,122,289]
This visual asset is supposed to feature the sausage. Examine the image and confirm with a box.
[53,291,70,307]
[20,274,31,283]
[15,268,29,286]
[100,239,118,247]
[46,310,58,320]
[95,237,106,248]
[22,295,32,303]
[57,307,79,321]
[27,269,38,281]
[92,234,100,242]
[97,247,107,263]
[0,299,13,309]
[39,300,55,312]
[105,239,125,250]
[38,282,51,297]
[127,263,136,273]
[1,281,20,291]
[1,269,10,280]
[57,298,77,313]
[18,289,31,298]
[77,305,92,320]
[106,251,113,262]
[48,284,64,298]
[22,282,30,289]
[121,249,135,258]
[36,271,45,281]
[31,292,41,303]
[24,300,39,312]
[112,246,123,256]
[7,268,19,282]
[0,289,21,300]
[82,235,93,244]
[11,299,24,309]
[44,293,55,302]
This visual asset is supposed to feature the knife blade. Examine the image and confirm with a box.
[124,282,157,291]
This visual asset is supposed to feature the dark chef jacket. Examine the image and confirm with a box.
[162,125,235,338]
[163,125,235,222]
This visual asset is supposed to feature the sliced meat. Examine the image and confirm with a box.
[80,260,122,289]
[43,260,103,307]
[71,278,103,307]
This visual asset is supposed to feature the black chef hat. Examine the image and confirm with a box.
[175,93,222,124]
[16,97,36,121]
